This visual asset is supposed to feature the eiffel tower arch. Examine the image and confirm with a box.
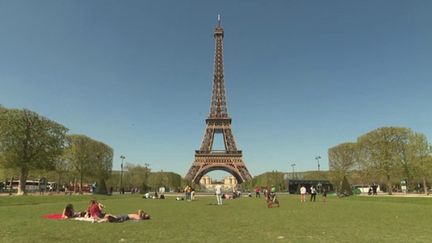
[185,15,252,184]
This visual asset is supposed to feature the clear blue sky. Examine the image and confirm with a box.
[1,1,431,179]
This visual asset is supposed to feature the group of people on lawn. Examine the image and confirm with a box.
[62,199,150,223]
[300,185,327,203]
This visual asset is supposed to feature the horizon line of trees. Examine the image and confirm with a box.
[2,107,431,196]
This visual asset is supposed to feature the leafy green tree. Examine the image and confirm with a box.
[65,134,94,193]
[406,133,431,194]
[340,175,353,196]
[105,171,121,192]
[124,163,151,192]
[253,171,285,191]
[65,135,113,194]
[0,109,68,195]
[147,171,183,192]
[357,127,412,195]
[328,142,358,191]
[91,140,113,194]
[0,105,6,113]
[53,154,72,192]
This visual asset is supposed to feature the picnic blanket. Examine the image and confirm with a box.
[42,215,139,223]
[42,214,63,220]
[72,217,102,223]
[42,214,106,223]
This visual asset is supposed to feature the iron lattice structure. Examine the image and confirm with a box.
[185,17,252,184]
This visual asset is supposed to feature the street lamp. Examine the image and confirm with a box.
[291,163,296,179]
[120,155,125,194]
[315,156,321,172]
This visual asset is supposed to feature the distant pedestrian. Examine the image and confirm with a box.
[300,185,306,203]
[310,186,317,202]
[322,188,327,203]
[263,186,269,199]
[255,186,260,198]
[191,188,195,201]
[184,185,191,201]
[372,184,377,195]
[215,184,223,205]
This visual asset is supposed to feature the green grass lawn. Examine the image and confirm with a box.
[0,194,431,243]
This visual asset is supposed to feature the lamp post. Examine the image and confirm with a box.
[291,163,296,179]
[315,156,321,172]
[120,155,125,194]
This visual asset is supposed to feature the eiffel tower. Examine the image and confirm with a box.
[185,15,252,184]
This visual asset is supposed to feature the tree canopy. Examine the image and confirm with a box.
[65,134,113,194]
[329,127,432,194]
[0,109,68,194]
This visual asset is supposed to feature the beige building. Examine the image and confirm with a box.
[200,175,237,191]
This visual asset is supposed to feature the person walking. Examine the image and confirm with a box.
[310,186,317,202]
[191,187,195,201]
[215,184,223,205]
[322,188,327,203]
[184,185,191,201]
[300,185,306,203]
[255,186,260,198]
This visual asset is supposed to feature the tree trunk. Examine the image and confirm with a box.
[9,176,14,195]
[96,178,107,194]
[386,174,392,195]
[18,167,29,195]
[423,177,428,195]
[80,174,83,194]
[57,172,62,193]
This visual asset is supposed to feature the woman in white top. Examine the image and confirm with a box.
[300,185,306,202]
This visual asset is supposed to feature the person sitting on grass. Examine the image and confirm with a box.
[103,209,150,223]
[267,185,280,208]
[87,199,105,219]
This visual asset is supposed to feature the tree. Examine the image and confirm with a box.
[0,109,68,195]
[91,140,113,194]
[65,134,94,193]
[357,127,412,195]
[406,133,431,194]
[147,171,183,192]
[328,142,358,191]
[340,175,352,196]
[0,105,6,113]
[253,171,285,191]
[53,153,72,192]
[124,163,151,191]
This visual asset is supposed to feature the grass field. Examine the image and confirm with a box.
[0,194,431,243]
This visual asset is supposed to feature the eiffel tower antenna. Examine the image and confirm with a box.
[186,17,252,185]
[217,14,221,27]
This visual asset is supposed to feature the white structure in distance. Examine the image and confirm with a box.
[200,175,237,191]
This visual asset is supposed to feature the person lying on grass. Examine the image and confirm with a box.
[101,209,150,223]
[62,204,85,219]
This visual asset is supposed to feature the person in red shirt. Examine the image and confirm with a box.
[255,187,260,198]
[87,199,105,219]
